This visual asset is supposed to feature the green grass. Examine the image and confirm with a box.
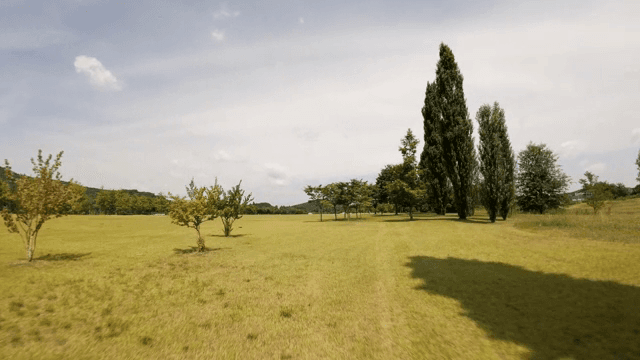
[1,208,639,359]
[514,198,640,244]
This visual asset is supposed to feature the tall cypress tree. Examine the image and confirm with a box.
[496,103,515,220]
[435,43,475,220]
[420,81,450,215]
[477,104,500,222]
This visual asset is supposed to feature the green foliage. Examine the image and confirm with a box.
[218,181,253,237]
[579,172,613,214]
[0,150,80,261]
[168,179,222,251]
[304,185,327,221]
[427,43,476,219]
[516,143,571,214]
[386,129,425,220]
[420,81,450,215]
[375,164,403,214]
[477,102,515,222]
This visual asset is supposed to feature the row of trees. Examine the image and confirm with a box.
[304,179,375,221]
[95,189,170,215]
[168,179,252,251]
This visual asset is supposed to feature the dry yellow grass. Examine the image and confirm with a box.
[0,208,639,359]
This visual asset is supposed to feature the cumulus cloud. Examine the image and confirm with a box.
[632,128,640,145]
[264,163,290,186]
[213,4,239,19]
[211,30,225,42]
[74,55,122,91]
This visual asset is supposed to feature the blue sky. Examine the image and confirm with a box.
[1,0,639,205]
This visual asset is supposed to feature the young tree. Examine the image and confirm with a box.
[304,185,326,221]
[476,102,515,222]
[375,164,403,215]
[1,150,78,261]
[434,43,476,220]
[387,129,425,220]
[322,183,341,220]
[218,181,253,237]
[516,143,571,214]
[350,179,373,218]
[168,179,222,252]
[420,81,450,215]
[579,172,613,214]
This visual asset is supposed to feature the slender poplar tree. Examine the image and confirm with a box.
[434,43,476,220]
[497,105,516,220]
[420,81,450,215]
[477,104,500,222]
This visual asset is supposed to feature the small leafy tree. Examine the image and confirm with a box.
[218,181,253,237]
[1,150,77,262]
[304,185,326,221]
[516,143,571,214]
[579,172,613,214]
[168,179,222,251]
[322,183,341,220]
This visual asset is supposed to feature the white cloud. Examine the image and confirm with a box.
[559,140,586,159]
[211,29,225,42]
[632,128,640,145]
[74,55,122,91]
[298,17,304,25]
[213,4,239,19]
[213,150,230,161]
[585,162,607,173]
[264,163,291,186]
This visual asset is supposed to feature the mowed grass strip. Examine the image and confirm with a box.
[0,210,639,359]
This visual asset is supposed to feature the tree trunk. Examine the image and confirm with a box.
[196,226,205,252]
[27,232,37,262]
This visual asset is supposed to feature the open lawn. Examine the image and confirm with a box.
[1,203,640,359]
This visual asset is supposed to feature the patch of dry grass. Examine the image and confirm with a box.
[0,209,639,359]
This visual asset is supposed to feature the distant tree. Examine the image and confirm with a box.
[114,190,132,215]
[579,172,613,214]
[304,185,326,221]
[1,150,79,261]
[516,143,571,214]
[434,43,476,219]
[154,194,170,214]
[350,180,373,218]
[476,102,515,222]
[375,164,403,214]
[322,183,341,220]
[420,81,450,215]
[67,182,92,214]
[96,189,116,215]
[168,179,222,252]
[335,181,353,220]
[218,181,253,237]
[386,129,425,220]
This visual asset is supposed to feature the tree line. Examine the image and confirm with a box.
[307,43,640,221]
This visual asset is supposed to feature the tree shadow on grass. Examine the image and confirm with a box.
[34,252,92,261]
[172,247,226,255]
[405,256,640,360]
[384,216,493,224]
[208,234,248,238]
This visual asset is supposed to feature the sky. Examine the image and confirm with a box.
[1,0,639,205]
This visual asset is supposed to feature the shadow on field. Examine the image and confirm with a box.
[173,247,226,254]
[406,256,640,360]
[384,217,493,224]
[209,234,248,238]
[35,252,92,261]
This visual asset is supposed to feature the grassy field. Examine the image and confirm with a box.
[1,200,639,359]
